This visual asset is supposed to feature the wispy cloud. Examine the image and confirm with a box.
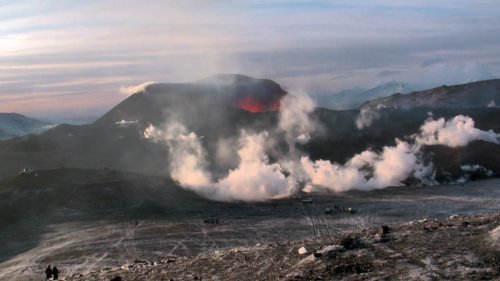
[1,1,500,119]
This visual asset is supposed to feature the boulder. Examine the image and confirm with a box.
[298,246,308,255]
[377,225,390,236]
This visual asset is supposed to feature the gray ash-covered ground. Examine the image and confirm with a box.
[67,212,500,281]
[0,178,499,280]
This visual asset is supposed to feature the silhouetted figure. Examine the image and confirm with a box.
[45,265,52,280]
[52,266,59,280]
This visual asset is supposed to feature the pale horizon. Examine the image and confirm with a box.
[1,0,500,120]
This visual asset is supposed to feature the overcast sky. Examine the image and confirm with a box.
[1,0,500,121]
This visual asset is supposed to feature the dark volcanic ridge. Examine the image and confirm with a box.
[97,74,286,128]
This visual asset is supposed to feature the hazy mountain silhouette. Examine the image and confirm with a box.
[0,113,52,140]
[315,81,410,110]
[361,79,500,110]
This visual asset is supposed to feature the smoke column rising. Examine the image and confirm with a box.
[144,122,212,189]
[144,124,295,201]
[278,94,316,147]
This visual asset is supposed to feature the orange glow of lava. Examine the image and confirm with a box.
[237,97,281,113]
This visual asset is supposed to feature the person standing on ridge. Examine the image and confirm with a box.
[44,265,52,280]
[52,265,59,280]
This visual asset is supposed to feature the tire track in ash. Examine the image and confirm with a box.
[299,201,317,237]
[310,202,333,237]
[300,200,331,238]
[196,218,219,253]
[0,223,119,280]
[165,236,188,256]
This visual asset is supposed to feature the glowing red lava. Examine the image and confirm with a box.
[237,97,281,113]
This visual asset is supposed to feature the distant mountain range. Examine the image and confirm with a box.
[314,81,411,110]
[361,79,500,110]
[0,113,52,140]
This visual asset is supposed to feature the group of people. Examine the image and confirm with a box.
[44,265,59,280]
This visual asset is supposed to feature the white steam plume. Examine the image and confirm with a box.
[275,92,318,185]
[278,94,316,146]
[295,133,311,145]
[356,107,381,129]
[144,95,498,201]
[144,123,294,201]
[144,123,212,189]
[120,81,156,95]
[416,115,499,147]
[301,114,499,192]
[301,139,432,192]
[215,131,295,201]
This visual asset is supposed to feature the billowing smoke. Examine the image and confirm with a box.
[214,131,295,201]
[295,133,311,145]
[144,122,212,188]
[415,115,499,147]
[120,81,156,95]
[300,114,499,192]
[144,96,498,201]
[278,94,316,146]
[461,164,494,177]
[144,123,294,201]
[301,140,432,192]
[355,107,381,129]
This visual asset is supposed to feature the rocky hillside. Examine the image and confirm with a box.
[361,79,500,110]
[66,213,500,281]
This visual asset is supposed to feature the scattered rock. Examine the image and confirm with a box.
[297,254,317,265]
[316,245,344,258]
[298,247,309,255]
[377,225,390,236]
[490,226,500,246]
[62,213,500,281]
[286,269,305,279]
[340,236,362,250]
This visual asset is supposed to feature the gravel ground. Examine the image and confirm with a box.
[65,212,500,281]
